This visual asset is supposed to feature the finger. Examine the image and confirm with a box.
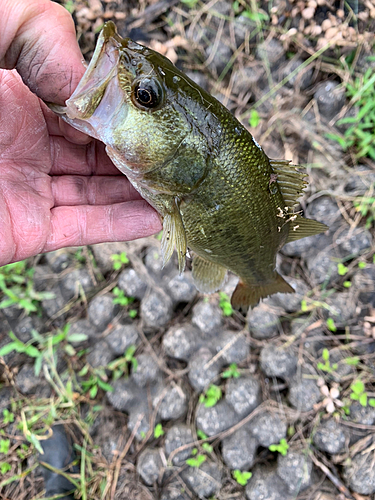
[43,200,162,252]
[1,0,85,104]
[51,175,143,206]
[50,135,120,176]
[58,117,92,145]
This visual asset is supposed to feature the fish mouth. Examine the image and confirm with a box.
[49,22,130,141]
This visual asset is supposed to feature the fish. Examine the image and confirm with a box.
[49,21,328,310]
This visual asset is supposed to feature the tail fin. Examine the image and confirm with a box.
[231,273,294,311]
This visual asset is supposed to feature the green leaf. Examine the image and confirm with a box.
[249,110,260,128]
[337,263,349,276]
[0,462,11,474]
[129,309,137,318]
[67,333,89,343]
[0,342,18,357]
[345,357,360,366]
[197,430,208,440]
[233,469,252,486]
[154,423,164,439]
[359,392,368,407]
[186,454,206,467]
[358,261,367,269]
[351,380,365,395]
[202,442,213,453]
[24,345,40,358]
[326,318,337,332]
[369,398,375,407]
[89,385,98,399]
[97,379,114,392]
[322,348,330,361]
[0,439,10,454]
[343,281,352,288]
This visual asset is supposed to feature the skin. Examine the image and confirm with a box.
[0,0,162,267]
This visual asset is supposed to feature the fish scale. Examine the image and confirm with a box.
[48,21,328,310]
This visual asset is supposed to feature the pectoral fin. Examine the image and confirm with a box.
[231,273,294,310]
[192,254,227,293]
[161,200,187,274]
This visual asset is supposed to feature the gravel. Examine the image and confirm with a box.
[136,448,164,486]
[140,290,173,329]
[343,451,375,494]
[188,348,222,392]
[164,272,197,304]
[245,466,293,500]
[196,401,239,437]
[225,376,261,417]
[181,460,222,499]
[163,324,202,361]
[314,80,346,120]
[86,340,114,368]
[247,303,281,339]
[164,424,194,465]
[260,345,297,381]
[191,301,223,337]
[277,452,313,494]
[132,354,160,387]
[248,412,287,447]
[118,268,147,300]
[222,427,258,470]
[212,331,250,364]
[288,377,322,412]
[105,324,139,356]
[60,268,94,301]
[154,383,188,420]
[88,294,117,330]
[313,418,347,454]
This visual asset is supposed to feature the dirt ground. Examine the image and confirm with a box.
[1,1,375,499]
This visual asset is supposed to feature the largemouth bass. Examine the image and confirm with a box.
[50,22,327,310]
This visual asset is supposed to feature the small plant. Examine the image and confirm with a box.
[112,287,135,307]
[78,367,114,399]
[353,195,375,229]
[317,348,338,373]
[0,260,54,314]
[196,430,213,452]
[345,356,360,366]
[269,438,289,456]
[154,423,164,439]
[2,409,14,425]
[350,380,375,407]
[107,345,138,380]
[0,439,10,454]
[111,252,129,271]
[219,292,233,316]
[233,469,252,486]
[0,462,11,474]
[222,363,240,379]
[199,384,222,407]
[326,318,337,332]
[186,452,206,467]
[337,262,349,276]
[249,110,260,128]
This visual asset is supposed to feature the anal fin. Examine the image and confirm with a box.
[231,273,294,310]
[161,200,187,274]
[192,254,227,293]
[286,214,328,243]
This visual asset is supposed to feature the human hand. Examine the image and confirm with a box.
[0,0,162,267]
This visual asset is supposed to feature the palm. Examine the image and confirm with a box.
[0,71,161,266]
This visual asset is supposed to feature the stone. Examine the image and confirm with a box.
[320,293,357,329]
[343,451,375,494]
[0,386,14,411]
[185,71,209,91]
[86,340,114,368]
[277,452,313,494]
[144,245,175,279]
[88,294,117,331]
[164,272,197,304]
[335,226,372,258]
[353,264,375,306]
[260,345,297,381]
[222,427,258,470]
[313,418,346,454]
[140,291,173,329]
[163,324,201,361]
[225,376,261,417]
[15,365,42,395]
[205,40,233,77]
[181,460,222,499]
[344,165,375,196]
[282,234,322,258]
[191,301,223,337]
[164,424,194,465]
[279,57,313,89]
[42,285,65,319]
[256,39,286,68]
[349,402,375,426]
[233,14,257,46]
[188,348,222,392]
[269,277,309,313]
[45,250,72,273]
[14,315,44,343]
[68,319,99,343]
[59,268,94,301]
[118,268,147,300]
[232,66,265,96]
[306,247,340,286]
[247,303,281,340]
[106,378,140,412]
[154,384,187,420]
[288,377,321,412]
[245,466,292,500]
[314,81,346,120]
[196,401,239,437]
[128,400,160,441]
[105,324,139,356]
[305,196,341,229]
[324,347,355,383]
[248,412,287,447]
[136,447,163,486]
[33,265,56,292]
[212,331,250,364]
[91,242,129,274]
[132,354,160,387]
[161,482,190,500]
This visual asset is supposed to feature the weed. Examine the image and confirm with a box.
[353,195,375,229]
[186,453,206,467]
[327,68,375,160]
[78,366,114,399]
[63,0,75,13]
[232,469,252,486]
[269,438,289,456]
[345,356,360,366]
[0,260,54,314]
[111,252,129,271]
[249,110,260,128]
[0,439,10,454]
[222,363,240,379]
[326,318,337,332]
[107,345,138,380]
[2,409,14,425]
[337,263,349,276]
[154,423,164,439]
[112,287,135,307]
[199,385,222,407]
[350,380,375,407]
[219,292,233,316]
[317,348,338,373]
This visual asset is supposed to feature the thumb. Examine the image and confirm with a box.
[0,0,85,105]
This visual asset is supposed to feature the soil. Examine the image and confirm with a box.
[1,1,375,500]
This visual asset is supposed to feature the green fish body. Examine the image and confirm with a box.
[51,22,327,309]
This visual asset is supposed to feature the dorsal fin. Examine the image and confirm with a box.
[270,159,307,208]
[286,214,328,242]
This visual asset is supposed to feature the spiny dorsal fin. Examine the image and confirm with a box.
[286,214,328,243]
[192,254,227,293]
[270,159,307,208]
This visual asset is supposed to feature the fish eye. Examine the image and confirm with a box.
[132,78,163,109]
